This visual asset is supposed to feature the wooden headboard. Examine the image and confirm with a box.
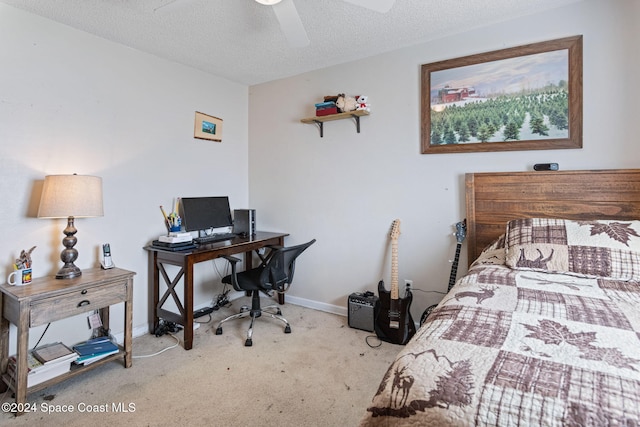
[465,169,640,265]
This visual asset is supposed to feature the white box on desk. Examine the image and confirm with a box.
[168,231,191,238]
[158,233,193,243]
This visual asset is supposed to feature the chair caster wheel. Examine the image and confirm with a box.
[215,327,223,335]
[276,309,282,315]
[245,339,252,346]
[284,325,291,333]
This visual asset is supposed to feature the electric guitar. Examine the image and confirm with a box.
[419,219,467,325]
[374,219,416,345]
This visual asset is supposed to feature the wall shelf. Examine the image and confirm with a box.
[300,110,370,137]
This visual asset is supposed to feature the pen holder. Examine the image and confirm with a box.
[170,225,181,232]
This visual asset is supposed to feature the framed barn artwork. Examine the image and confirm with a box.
[421,36,582,154]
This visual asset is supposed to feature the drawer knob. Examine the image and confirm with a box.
[81,289,88,295]
[77,300,90,307]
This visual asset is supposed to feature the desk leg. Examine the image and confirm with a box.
[243,250,253,298]
[124,276,133,367]
[101,305,110,336]
[183,259,195,350]
[14,302,29,413]
[0,292,8,393]
[275,235,286,304]
[149,251,160,335]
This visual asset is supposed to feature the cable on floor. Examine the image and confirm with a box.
[132,333,180,359]
[365,334,382,348]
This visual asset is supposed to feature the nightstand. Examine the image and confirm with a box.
[0,267,135,415]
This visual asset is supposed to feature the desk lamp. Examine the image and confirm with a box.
[37,174,104,279]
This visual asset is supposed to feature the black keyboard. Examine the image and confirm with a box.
[194,232,237,244]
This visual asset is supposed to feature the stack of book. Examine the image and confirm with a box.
[151,239,197,252]
[72,337,119,366]
[7,342,77,387]
[152,231,196,251]
[158,231,192,244]
[315,101,338,116]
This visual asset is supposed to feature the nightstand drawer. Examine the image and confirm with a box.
[30,280,128,327]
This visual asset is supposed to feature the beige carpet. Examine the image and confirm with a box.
[1,298,401,426]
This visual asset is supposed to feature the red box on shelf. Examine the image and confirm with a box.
[316,107,338,116]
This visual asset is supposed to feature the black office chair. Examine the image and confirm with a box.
[215,239,316,346]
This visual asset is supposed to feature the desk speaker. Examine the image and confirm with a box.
[348,292,378,332]
[233,209,256,236]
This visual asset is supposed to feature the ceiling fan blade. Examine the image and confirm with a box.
[342,0,395,13]
[154,0,195,13]
[272,0,310,48]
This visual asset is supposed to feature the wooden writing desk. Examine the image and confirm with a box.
[145,231,288,350]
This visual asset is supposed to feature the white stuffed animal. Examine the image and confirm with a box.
[336,93,357,112]
[356,95,370,112]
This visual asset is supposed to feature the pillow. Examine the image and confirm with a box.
[470,234,506,268]
[504,218,640,280]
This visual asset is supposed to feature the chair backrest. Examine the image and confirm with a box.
[261,239,315,292]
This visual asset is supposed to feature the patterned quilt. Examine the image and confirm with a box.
[361,219,640,426]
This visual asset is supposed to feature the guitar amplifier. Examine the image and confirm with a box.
[348,291,378,332]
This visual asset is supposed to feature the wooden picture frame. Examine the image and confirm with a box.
[194,111,223,142]
[421,36,582,154]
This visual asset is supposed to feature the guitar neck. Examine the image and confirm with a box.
[391,239,399,300]
[447,243,462,292]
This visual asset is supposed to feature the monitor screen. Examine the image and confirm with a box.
[180,197,233,232]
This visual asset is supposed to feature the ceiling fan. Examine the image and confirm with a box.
[156,0,396,48]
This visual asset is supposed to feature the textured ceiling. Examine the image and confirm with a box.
[1,0,584,85]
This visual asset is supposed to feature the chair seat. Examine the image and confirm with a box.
[222,268,265,292]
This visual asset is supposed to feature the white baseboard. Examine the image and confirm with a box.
[113,324,151,343]
[224,291,348,317]
[283,295,347,317]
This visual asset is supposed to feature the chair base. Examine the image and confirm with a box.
[215,292,291,346]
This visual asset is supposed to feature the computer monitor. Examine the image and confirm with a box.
[180,196,233,233]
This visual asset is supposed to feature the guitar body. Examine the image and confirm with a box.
[374,280,416,345]
[374,219,416,345]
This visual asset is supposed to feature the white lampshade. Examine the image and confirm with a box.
[255,0,282,5]
[38,174,104,279]
[38,175,104,219]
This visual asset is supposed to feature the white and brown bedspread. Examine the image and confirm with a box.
[361,219,640,426]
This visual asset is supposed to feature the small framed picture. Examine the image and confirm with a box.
[194,111,223,142]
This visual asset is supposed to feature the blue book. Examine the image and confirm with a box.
[314,101,336,108]
[73,337,119,357]
[75,348,119,364]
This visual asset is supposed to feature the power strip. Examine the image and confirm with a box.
[193,291,230,319]
[193,306,215,318]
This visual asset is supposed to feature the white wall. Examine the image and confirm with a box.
[249,0,640,321]
[0,4,249,350]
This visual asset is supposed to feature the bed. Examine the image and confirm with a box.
[360,169,640,426]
